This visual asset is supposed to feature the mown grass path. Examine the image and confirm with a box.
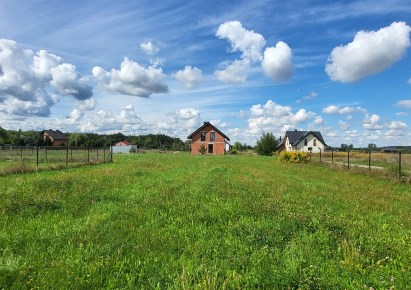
[0,153,410,289]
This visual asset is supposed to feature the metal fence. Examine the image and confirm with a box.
[309,149,410,178]
[0,145,112,171]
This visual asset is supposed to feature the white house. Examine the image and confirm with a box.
[278,130,327,153]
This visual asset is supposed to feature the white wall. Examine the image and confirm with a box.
[295,134,325,153]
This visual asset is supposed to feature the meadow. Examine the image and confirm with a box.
[0,153,410,289]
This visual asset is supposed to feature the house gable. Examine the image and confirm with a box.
[282,130,327,153]
[187,122,230,155]
[40,129,68,146]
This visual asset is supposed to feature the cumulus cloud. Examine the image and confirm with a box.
[388,120,407,129]
[216,20,265,62]
[214,59,249,84]
[313,116,324,125]
[326,22,411,82]
[174,66,202,88]
[396,99,411,109]
[0,39,92,116]
[247,100,315,137]
[322,105,366,114]
[363,114,383,130]
[92,57,168,98]
[140,41,160,55]
[261,41,293,82]
[51,64,93,100]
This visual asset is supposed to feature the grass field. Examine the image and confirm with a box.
[0,153,410,289]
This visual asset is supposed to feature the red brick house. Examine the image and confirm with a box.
[187,122,230,155]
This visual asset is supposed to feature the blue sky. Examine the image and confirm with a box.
[1,0,411,146]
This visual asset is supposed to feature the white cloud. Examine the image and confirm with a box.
[338,121,350,130]
[214,59,249,84]
[297,91,318,103]
[140,41,159,55]
[174,108,200,120]
[388,120,407,129]
[396,99,411,108]
[261,41,293,82]
[363,114,383,130]
[314,116,324,125]
[216,20,265,62]
[247,100,315,137]
[174,66,202,88]
[92,57,168,98]
[0,39,91,116]
[322,105,366,114]
[326,22,411,82]
[209,119,227,128]
[51,63,93,100]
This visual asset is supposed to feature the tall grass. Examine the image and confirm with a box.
[0,153,410,288]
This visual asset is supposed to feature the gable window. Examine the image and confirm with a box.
[313,139,317,146]
[200,131,206,141]
[304,139,307,146]
[210,132,216,141]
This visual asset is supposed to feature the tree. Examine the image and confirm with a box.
[232,141,243,151]
[255,132,278,156]
[69,133,88,146]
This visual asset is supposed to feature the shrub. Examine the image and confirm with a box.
[279,151,310,163]
[255,132,278,156]
[198,144,207,155]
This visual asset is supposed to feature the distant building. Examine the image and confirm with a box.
[40,129,68,146]
[187,122,230,155]
[115,141,131,146]
[278,130,327,153]
[380,147,398,153]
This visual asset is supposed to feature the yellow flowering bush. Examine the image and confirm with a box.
[279,151,311,163]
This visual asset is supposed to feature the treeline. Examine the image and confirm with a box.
[0,127,187,151]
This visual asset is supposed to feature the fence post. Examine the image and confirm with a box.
[88,147,90,164]
[331,149,334,164]
[348,149,350,169]
[319,148,322,163]
[110,146,113,162]
[45,147,48,163]
[36,146,39,171]
[66,146,69,168]
[368,150,371,172]
[399,150,402,178]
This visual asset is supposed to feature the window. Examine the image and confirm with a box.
[210,132,215,141]
[200,131,206,141]
[208,144,214,153]
[304,139,307,146]
[313,139,317,146]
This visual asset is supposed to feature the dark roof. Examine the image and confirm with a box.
[187,122,230,141]
[285,130,327,146]
[41,129,68,140]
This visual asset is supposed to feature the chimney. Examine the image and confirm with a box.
[204,121,207,125]
[294,129,297,132]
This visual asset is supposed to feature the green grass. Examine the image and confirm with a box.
[0,153,410,289]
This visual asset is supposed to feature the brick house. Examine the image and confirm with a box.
[40,129,68,146]
[187,122,230,155]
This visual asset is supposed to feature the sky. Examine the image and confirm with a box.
[1,0,411,147]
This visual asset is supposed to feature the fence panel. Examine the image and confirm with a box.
[0,146,112,173]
